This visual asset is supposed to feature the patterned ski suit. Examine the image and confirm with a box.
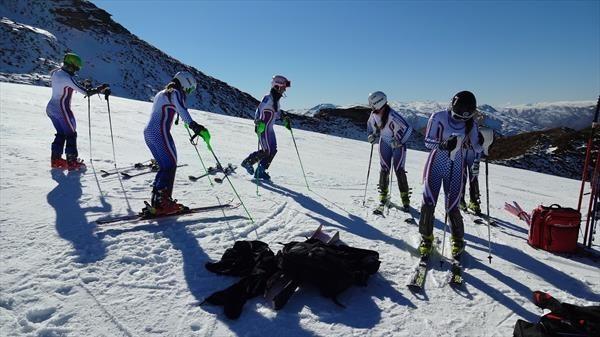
[422,110,482,211]
[143,88,193,192]
[245,93,282,169]
[367,107,413,175]
[46,68,88,158]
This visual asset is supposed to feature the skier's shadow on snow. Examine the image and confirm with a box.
[260,181,418,256]
[47,170,111,263]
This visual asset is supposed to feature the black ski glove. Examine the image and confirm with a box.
[189,121,207,135]
[439,136,458,151]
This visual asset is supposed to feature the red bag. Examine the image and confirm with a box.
[528,204,581,253]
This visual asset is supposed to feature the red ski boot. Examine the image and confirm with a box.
[51,158,68,169]
[67,156,87,172]
[143,188,187,216]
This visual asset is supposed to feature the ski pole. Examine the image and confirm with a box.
[577,96,600,212]
[255,137,260,196]
[288,127,310,190]
[185,125,214,187]
[362,143,374,206]
[198,138,258,239]
[105,94,133,212]
[440,159,454,268]
[387,161,394,215]
[485,157,493,263]
[87,95,93,163]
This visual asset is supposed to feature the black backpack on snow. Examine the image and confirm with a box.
[275,239,380,306]
[513,291,600,337]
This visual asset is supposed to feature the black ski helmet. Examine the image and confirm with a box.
[451,90,477,120]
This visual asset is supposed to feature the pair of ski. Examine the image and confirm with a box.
[95,198,240,225]
[407,253,463,291]
[188,163,237,183]
[264,225,341,309]
[99,160,188,180]
[373,201,409,216]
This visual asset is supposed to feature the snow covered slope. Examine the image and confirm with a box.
[0,0,258,118]
[1,82,599,337]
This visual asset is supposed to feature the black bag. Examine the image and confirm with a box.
[513,291,600,337]
[276,239,380,306]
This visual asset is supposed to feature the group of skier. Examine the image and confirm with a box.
[47,52,493,261]
[364,90,492,260]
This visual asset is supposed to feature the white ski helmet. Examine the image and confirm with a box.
[173,71,197,94]
[271,75,291,92]
[368,91,387,111]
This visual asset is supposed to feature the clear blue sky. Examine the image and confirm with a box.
[93,0,599,109]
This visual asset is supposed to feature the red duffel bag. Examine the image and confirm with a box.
[528,204,581,253]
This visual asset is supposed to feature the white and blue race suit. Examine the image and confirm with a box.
[46,68,88,158]
[143,88,193,192]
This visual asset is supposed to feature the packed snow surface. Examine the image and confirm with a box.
[1,82,598,337]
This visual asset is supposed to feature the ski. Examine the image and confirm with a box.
[213,164,238,184]
[100,160,154,177]
[95,200,239,225]
[407,255,429,290]
[373,204,386,216]
[188,166,220,181]
[121,164,188,179]
[189,163,236,182]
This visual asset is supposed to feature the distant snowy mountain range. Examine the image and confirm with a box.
[290,100,597,136]
[0,0,597,180]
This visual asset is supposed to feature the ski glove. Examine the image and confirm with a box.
[282,116,292,130]
[367,133,379,144]
[189,121,210,145]
[255,120,266,135]
[439,136,458,151]
[391,138,402,149]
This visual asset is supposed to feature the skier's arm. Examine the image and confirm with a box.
[394,116,413,145]
[172,90,193,125]
[469,122,483,154]
[66,75,90,95]
[424,115,441,150]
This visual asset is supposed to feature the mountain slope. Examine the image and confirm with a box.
[1,82,599,337]
[0,0,258,118]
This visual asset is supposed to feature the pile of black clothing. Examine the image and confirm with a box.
[514,291,600,337]
[201,238,381,319]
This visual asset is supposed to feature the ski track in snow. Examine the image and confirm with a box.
[0,82,599,337]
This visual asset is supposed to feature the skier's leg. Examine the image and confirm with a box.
[259,128,277,170]
[378,140,393,205]
[419,151,446,254]
[445,154,466,257]
[393,145,410,207]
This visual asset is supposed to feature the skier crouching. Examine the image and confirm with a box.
[418,91,483,259]
[241,75,291,180]
[46,52,110,171]
[366,91,414,213]
[142,71,210,216]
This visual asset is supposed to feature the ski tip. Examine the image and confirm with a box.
[188,176,198,181]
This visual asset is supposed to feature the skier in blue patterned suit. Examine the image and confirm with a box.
[418,91,483,258]
[142,71,210,216]
[366,91,414,213]
[46,52,109,171]
[241,75,291,180]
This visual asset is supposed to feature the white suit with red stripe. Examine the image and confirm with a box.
[46,68,88,158]
[144,88,193,192]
